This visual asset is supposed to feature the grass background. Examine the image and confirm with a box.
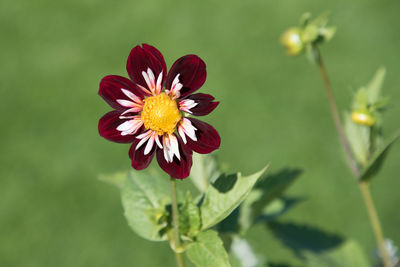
[1,0,399,266]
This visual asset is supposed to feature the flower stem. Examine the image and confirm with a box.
[314,44,360,178]
[359,181,391,267]
[314,45,390,267]
[170,177,185,267]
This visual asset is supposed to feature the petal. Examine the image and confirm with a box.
[129,135,156,170]
[162,134,180,162]
[166,55,206,98]
[184,93,219,116]
[98,111,137,143]
[116,117,143,136]
[144,132,159,155]
[155,134,163,149]
[135,130,153,150]
[186,118,220,154]
[156,135,193,179]
[126,44,166,94]
[178,118,197,144]
[99,75,144,111]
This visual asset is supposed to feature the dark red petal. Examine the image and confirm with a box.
[98,111,136,143]
[186,93,219,116]
[142,44,165,69]
[156,135,193,179]
[186,118,220,154]
[126,44,167,93]
[99,75,144,111]
[129,136,156,170]
[166,55,206,98]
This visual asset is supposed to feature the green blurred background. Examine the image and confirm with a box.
[1,0,399,266]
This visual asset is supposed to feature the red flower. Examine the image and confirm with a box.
[98,44,220,179]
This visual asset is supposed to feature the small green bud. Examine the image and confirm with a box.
[301,24,319,43]
[280,27,304,56]
[321,26,336,42]
[351,110,376,126]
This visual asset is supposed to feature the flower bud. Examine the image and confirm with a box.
[351,110,376,126]
[280,27,304,56]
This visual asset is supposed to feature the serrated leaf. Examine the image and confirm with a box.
[360,131,400,181]
[98,171,127,189]
[366,67,386,104]
[121,169,170,241]
[305,240,370,267]
[200,165,269,230]
[186,230,231,267]
[190,153,221,193]
[179,191,201,239]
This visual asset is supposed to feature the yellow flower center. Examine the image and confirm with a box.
[141,93,182,135]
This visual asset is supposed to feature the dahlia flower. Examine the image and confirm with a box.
[98,44,220,179]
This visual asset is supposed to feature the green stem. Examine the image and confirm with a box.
[314,45,390,267]
[314,45,360,178]
[170,177,185,267]
[359,181,391,267]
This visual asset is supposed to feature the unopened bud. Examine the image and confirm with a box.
[351,111,376,126]
[280,27,304,56]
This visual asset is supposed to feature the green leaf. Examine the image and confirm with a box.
[236,190,261,233]
[360,131,400,181]
[179,191,201,239]
[305,240,370,267]
[299,12,312,27]
[98,171,127,189]
[200,165,269,230]
[305,43,318,64]
[250,168,301,216]
[321,26,336,42]
[121,169,170,241]
[234,168,302,233]
[310,12,329,28]
[366,67,386,104]
[302,24,319,43]
[352,87,369,111]
[190,153,221,193]
[344,112,370,165]
[370,97,389,111]
[186,230,231,267]
[238,168,301,232]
